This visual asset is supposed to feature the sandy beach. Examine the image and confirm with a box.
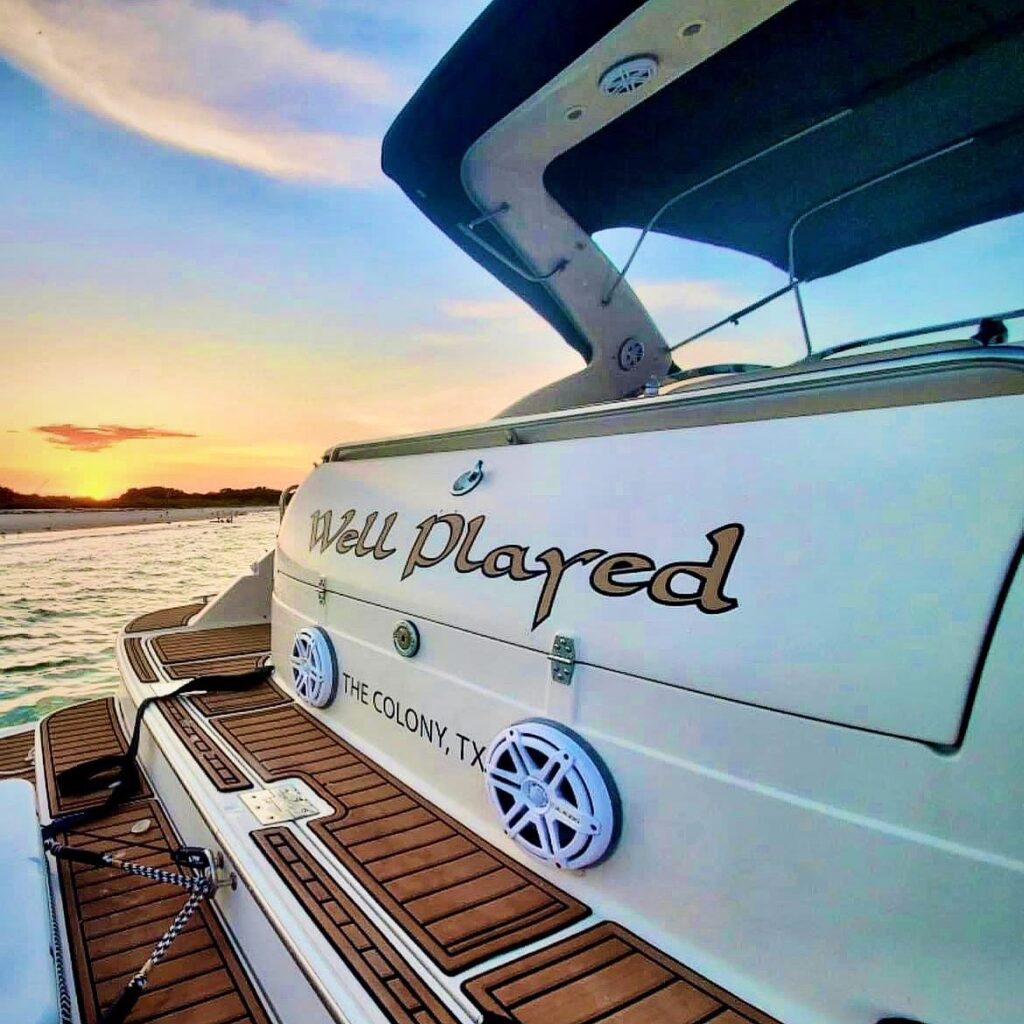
[0,506,273,536]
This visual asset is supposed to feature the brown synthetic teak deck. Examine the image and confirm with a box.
[126,602,206,634]
[160,699,252,793]
[123,613,272,687]
[41,698,152,814]
[255,828,459,1024]
[153,624,272,666]
[106,609,785,1022]
[155,679,287,793]
[125,637,159,684]
[188,677,287,717]
[41,699,272,1024]
[464,923,780,1024]
[164,653,269,681]
[0,727,36,783]
[208,702,589,973]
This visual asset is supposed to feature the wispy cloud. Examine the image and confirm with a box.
[0,0,394,185]
[34,424,197,452]
[632,279,742,313]
[440,298,541,322]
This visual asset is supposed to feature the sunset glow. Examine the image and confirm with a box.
[1,2,1021,499]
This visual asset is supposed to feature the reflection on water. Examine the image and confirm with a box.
[0,511,278,727]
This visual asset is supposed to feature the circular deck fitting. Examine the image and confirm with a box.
[393,620,420,658]
[484,718,621,870]
[291,627,338,708]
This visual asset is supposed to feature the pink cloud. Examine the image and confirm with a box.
[33,423,197,452]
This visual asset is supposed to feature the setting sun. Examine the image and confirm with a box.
[71,466,122,501]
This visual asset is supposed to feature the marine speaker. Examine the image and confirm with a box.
[483,718,621,870]
[290,626,338,708]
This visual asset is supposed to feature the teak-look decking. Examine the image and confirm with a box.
[36,607,783,1024]
[40,699,271,1024]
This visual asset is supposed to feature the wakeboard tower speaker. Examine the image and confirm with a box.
[483,718,621,870]
[290,626,338,708]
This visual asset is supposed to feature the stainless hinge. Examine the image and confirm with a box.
[548,634,576,685]
[240,785,319,825]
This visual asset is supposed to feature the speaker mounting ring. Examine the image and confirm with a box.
[483,718,620,870]
[290,626,338,708]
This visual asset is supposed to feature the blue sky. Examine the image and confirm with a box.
[0,1,1020,497]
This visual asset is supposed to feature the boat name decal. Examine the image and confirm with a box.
[309,508,743,630]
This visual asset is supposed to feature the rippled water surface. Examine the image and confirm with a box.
[0,511,278,726]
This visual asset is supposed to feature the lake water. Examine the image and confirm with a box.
[0,510,279,727]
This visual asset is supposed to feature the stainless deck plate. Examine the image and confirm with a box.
[240,785,319,825]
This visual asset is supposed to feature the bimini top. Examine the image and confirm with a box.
[382,0,1024,413]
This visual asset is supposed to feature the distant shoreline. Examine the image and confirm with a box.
[0,505,275,536]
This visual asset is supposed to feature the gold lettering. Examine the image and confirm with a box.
[590,553,655,596]
[320,508,355,553]
[372,512,399,560]
[647,525,744,613]
[335,528,360,554]
[530,548,605,629]
[482,545,541,581]
[401,514,466,579]
[454,516,487,573]
[309,510,328,552]
[354,512,379,557]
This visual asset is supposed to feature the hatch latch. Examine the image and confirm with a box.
[548,634,576,685]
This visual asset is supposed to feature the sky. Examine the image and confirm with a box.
[0,1,1021,499]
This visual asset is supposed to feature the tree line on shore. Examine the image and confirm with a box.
[0,485,281,510]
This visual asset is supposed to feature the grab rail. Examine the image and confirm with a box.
[279,485,298,522]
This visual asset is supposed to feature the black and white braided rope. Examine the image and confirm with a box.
[43,837,216,1023]
[42,839,210,892]
[97,881,213,1024]
[111,856,210,892]
[131,881,212,983]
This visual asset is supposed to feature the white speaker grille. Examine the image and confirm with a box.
[484,719,620,870]
[290,626,338,708]
[598,55,659,96]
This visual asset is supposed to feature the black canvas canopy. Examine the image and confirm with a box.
[382,0,1024,359]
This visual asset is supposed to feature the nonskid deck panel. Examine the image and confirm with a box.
[160,699,253,793]
[153,624,272,665]
[208,702,590,973]
[156,681,289,793]
[126,602,206,634]
[463,923,779,1024]
[40,699,272,1024]
[165,653,270,681]
[189,678,287,717]
[125,637,159,684]
[123,621,273,687]
[0,727,36,783]
[255,828,459,1024]
[42,697,153,813]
